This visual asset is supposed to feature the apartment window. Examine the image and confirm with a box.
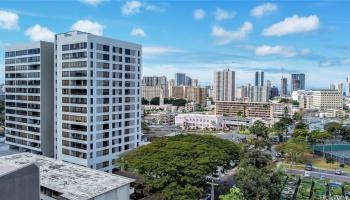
[97,44,110,52]
[28,48,40,55]
[5,51,15,58]
[16,50,27,56]
[62,52,87,60]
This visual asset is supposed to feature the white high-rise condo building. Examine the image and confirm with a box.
[213,69,235,102]
[4,42,55,156]
[55,31,142,172]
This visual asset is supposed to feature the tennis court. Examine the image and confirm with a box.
[313,144,350,164]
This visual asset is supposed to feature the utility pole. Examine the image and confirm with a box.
[206,176,218,200]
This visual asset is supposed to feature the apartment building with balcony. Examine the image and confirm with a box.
[55,31,142,172]
[4,41,54,157]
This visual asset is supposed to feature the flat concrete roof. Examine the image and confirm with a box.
[0,153,135,200]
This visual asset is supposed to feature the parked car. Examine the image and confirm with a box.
[304,171,311,177]
[305,163,313,171]
[335,169,343,175]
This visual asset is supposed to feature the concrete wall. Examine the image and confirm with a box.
[94,184,130,200]
[40,41,55,157]
[0,163,40,200]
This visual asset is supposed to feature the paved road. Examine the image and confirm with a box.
[287,168,350,183]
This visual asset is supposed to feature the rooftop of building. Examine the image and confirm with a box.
[0,153,134,200]
[55,30,141,47]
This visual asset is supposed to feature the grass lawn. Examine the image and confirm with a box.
[281,153,350,173]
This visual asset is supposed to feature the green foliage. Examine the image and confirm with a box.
[326,156,335,164]
[219,187,245,200]
[295,122,308,130]
[280,138,311,164]
[293,112,302,121]
[173,98,187,107]
[249,120,269,139]
[279,98,291,103]
[292,100,300,106]
[142,97,150,105]
[324,122,342,133]
[118,135,240,200]
[236,149,284,200]
[163,98,187,107]
[309,129,332,143]
[293,122,309,139]
[150,97,160,105]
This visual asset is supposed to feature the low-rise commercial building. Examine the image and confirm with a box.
[175,114,224,130]
[215,101,292,119]
[0,153,135,200]
[143,112,175,126]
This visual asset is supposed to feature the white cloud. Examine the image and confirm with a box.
[211,22,253,45]
[121,1,164,16]
[194,9,205,20]
[214,8,235,21]
[341,59,350,65]
[255,45,297,57]
[319,60,334,67]
[251,3,277,18]
[263,15,320,36]
[70,20,104,35]
[143,46,183,58]
[300,48,311,56]
[79,0,105,6]
[130,27,146,37]
[0,10,19,30]
[25,24,55,42]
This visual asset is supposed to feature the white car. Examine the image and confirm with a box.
[304,171,311,177]
[335,169,343,175]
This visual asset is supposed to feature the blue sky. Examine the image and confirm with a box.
[0,0,350,89]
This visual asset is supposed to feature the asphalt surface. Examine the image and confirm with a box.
[287,168,350,183]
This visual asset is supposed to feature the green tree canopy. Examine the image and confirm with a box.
[118,135,240,200]
[150,97,160,105]
[219,187,246,200]
[235,148,284,200]
[280,138,311,164]
[141,97,150,105]
[173,98,187,107]
[249,120,269,139]
[309,129,332,143]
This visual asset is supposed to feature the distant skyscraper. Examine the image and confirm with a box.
[347,76,350,96]
[329,83,336,90]
[192,79,198,87]
[213,69,235,101]
[338,82,344,96]
[281,77,288,96]
[255,71,260,86]
[185,76,192,86]
[291,73,305,92]
[251,86,269,102]
[270,86,279,99]
[254,71,264,86]
[175,73,186,86]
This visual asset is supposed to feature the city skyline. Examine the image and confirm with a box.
[0,1,350,88]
